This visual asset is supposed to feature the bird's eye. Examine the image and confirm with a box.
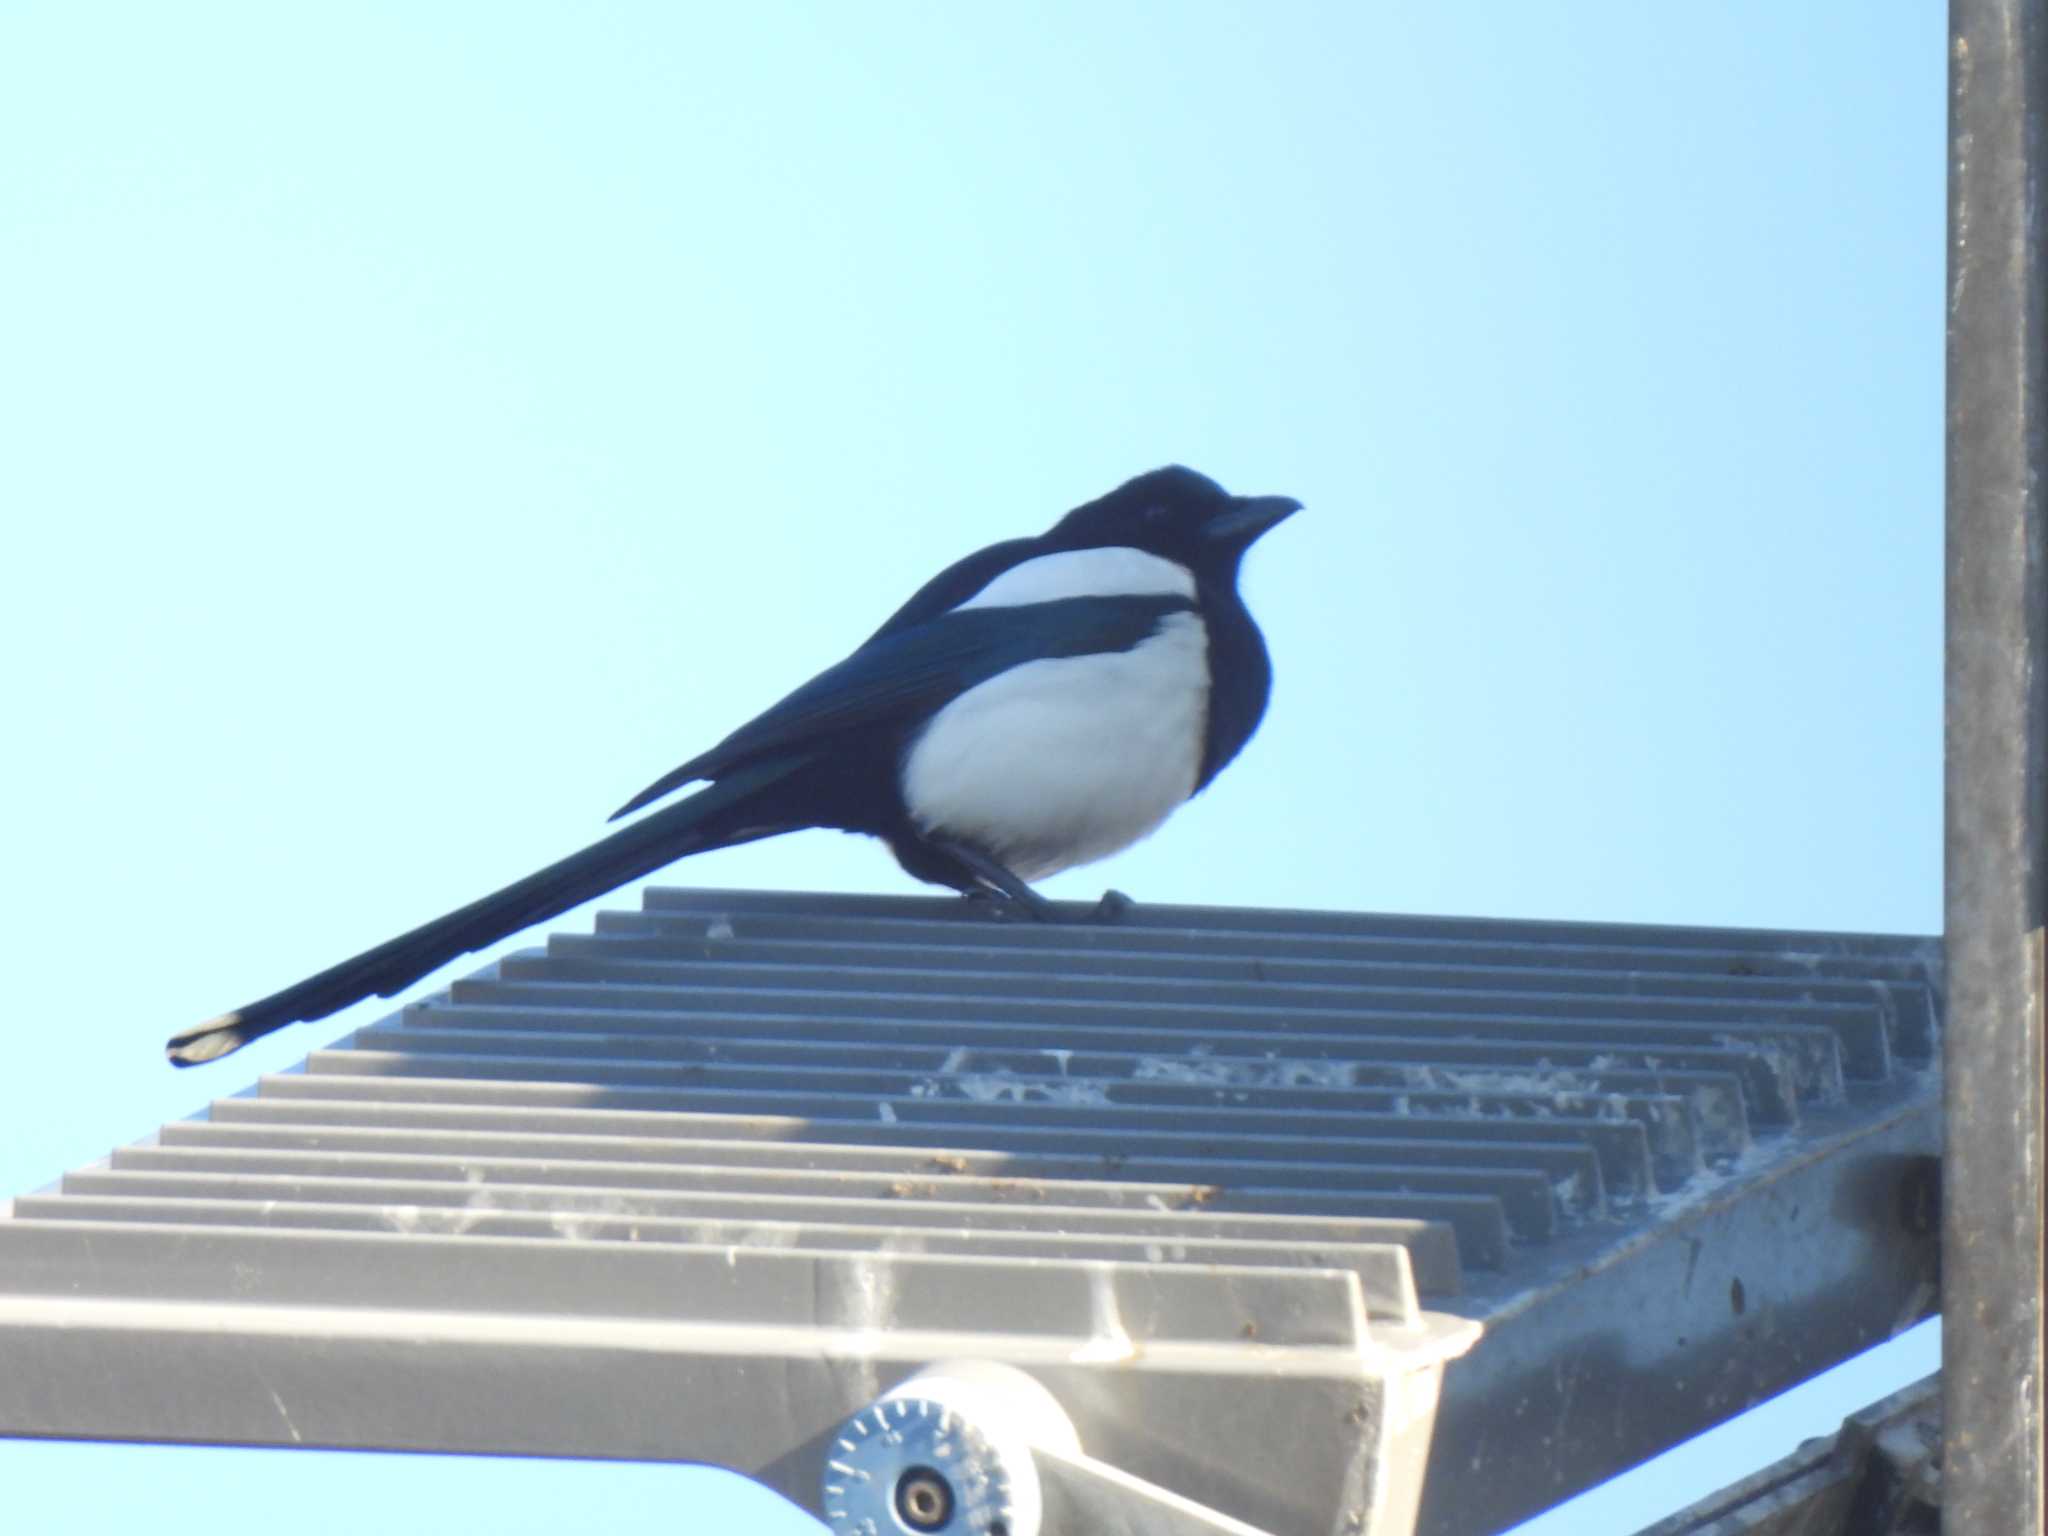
[1142,503,1170,525]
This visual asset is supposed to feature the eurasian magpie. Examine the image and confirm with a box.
[166,465,1298,1065]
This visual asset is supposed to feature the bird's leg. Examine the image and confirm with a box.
[926,837,1059,922]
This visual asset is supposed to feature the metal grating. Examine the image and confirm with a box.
[0,888,1942,1536]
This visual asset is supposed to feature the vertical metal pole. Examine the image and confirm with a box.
[1947,0,2048,1529]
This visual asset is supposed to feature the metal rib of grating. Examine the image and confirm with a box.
[0,888,1943,1536]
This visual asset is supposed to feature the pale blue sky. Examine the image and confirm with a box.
[1,4,1942,1531]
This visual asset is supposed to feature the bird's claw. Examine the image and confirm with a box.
[962,886,1132,924]
[961,887,1057,923]
[1088,889,1135,924]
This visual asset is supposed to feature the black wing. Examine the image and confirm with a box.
[857,535,1047,643]
[611,591,1193,820]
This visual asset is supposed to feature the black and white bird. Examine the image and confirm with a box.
[167,465,1299,1065]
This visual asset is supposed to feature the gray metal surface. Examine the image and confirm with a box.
[1633,1373,1940,1535]
[0,888,1940,1535]
[1947,1,2048,1531]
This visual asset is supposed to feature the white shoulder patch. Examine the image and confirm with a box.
[955,546,1195,611]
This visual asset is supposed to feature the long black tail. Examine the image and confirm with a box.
[165,755,810,1066]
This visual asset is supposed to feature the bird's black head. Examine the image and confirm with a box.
[1047,465,1301,579]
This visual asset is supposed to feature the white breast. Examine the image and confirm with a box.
[900,610,1209,882]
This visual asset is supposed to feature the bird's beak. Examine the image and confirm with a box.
[1205,494,1303,547]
